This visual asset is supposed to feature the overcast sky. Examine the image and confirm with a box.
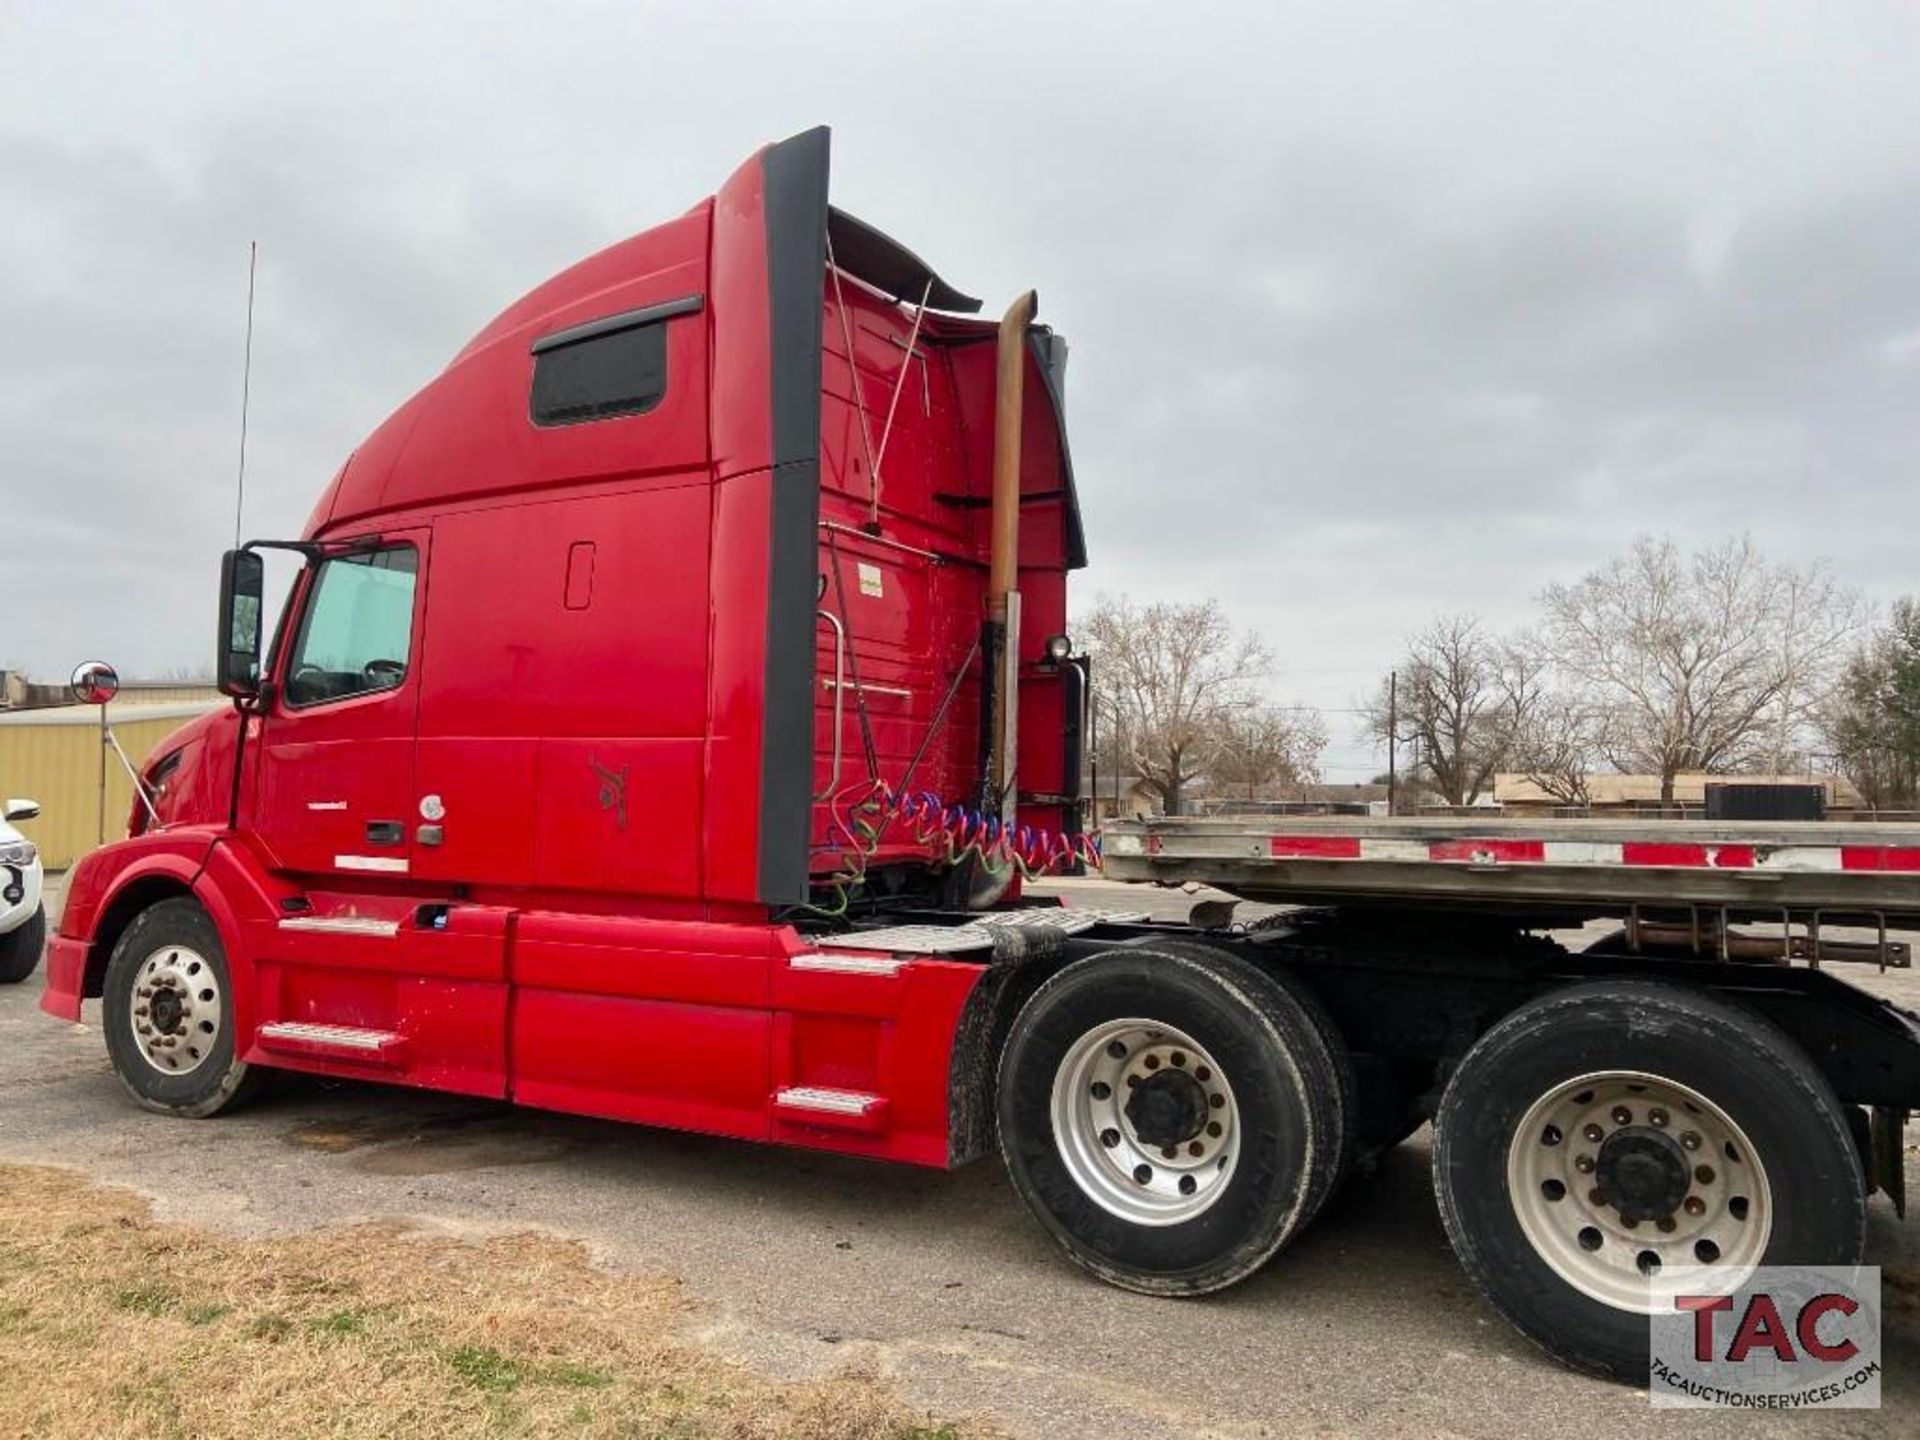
[4,3,1917,779]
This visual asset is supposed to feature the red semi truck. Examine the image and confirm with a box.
[41,127,1920,1381]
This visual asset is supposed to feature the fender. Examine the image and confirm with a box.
[42,830,222,1021]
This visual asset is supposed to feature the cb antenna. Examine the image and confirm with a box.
[232,240,257,548]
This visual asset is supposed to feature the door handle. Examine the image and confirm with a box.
[365,821,404,846]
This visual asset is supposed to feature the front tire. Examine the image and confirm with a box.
[997,945,1338,1295]
[0,903,45,983]
[102,898,266,1118]
[1432,981,1866,1381]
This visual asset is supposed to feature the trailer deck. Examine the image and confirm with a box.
[1101,816,1920,933]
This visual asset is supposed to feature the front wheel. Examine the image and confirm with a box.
[996,946,1341,1295]
[1432,981,1866,1381]
[101,897,267,1118]
[0,903,45,983]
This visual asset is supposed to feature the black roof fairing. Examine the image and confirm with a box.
[827,207,983,315]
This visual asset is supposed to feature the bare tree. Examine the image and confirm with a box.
[1505,689,1602,805]
[1081,595,1270,816]
[1365,615,1535,806]
[1208,705,1328,799]
[1541,536,1861,801]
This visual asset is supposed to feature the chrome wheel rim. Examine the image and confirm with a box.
[1050,1018,1238,1226]
[1506,1070,1773,1312]
[129,945,222,1076]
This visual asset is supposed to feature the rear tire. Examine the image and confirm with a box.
[102,898,267,1118]
[1432,981,1866,1381]
[0,904,45,983]
[997,945,1337,1295]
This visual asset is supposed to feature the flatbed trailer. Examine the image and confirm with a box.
[1104,815,1920,961]
[33,127,1920,1388]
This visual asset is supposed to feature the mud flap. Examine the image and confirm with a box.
[1871,1106,1908,1217]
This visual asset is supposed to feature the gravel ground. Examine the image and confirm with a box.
[0,874,1913,1439]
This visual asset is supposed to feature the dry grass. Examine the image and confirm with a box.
[0,1164,982,1440]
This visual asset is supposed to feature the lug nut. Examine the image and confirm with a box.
[1648,1108,1669,1127]
[1611,1106,1632,1126]
[1582,1123,1604,1143]
[1680,1131,1701,1151]
[1574,1155,1596,1174]
[1694,1165,1715,1186]
[1683,1196,1705,1216]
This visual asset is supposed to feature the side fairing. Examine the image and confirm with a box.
[705,128,831,907]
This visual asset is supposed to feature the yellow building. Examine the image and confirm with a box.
[0,699,219,870]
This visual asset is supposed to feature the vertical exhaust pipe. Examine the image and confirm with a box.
[985,290,1037,832]
[988,290,1037,625]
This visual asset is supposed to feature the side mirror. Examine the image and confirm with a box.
[3,799,38,823]
[69,660,120,705]
[217,549,266,698]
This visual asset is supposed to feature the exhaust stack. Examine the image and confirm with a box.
[985,290,1037,823]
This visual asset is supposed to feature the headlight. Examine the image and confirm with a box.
[0,840,37,868]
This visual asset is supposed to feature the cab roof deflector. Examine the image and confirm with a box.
[827,206,983,314]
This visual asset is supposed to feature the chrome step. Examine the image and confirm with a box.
[771,1085,889,1131]
[256,1021,410,1067]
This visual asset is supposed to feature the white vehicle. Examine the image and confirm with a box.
[0,798,44,983]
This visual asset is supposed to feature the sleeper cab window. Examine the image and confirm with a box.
[284,546,419,708]
[529,295,700,427]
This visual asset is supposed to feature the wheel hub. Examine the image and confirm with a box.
[1049,1018,1240,1226]
[1506,1070,1773,1312]
[149,986,185,1035]
[1124,1069,1209,1149]
[129,945,221,1076]
[1594,1128,1690,1223]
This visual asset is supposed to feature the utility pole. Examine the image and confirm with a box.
[1387,670,1398,816]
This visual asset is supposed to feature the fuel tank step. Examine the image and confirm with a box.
[256,1021,411,1068]
[771,1085,889,1132]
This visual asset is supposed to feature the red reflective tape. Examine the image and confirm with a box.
[1146,834,1163,855]
[1428,839,1545,864]
[1269,836,1363,859]
[1621,843,1754,869]
[1840,846,1920,872]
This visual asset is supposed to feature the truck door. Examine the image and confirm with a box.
[251,533,427,881]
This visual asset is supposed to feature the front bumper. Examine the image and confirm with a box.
[40,933,88,1023]
[0,861,42,934]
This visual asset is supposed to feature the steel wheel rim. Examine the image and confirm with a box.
[1049,1017,1239,1226]
[1506,1069,1773,1312]
[129,945,222,1076]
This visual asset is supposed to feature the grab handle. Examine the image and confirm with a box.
[814,608,846,801]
